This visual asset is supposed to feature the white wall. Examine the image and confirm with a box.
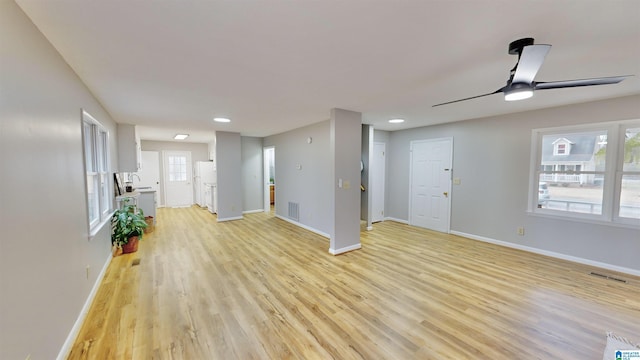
[0,1,118,358]
[216,132,243,220]
[264,120,332,235]
[241,136,264,212]
[386,95,640,272]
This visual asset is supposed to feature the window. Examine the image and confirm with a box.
[168,155,187,182]
[82,110,111,232]
[530,120,640,226]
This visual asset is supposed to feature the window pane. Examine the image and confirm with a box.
[168,155,187,182]
[623,127,640,172]
[538,175,603,215]
[100,173,109,214]
[87,174,99,224]
[98,130,108,172]
[620,175,640,219]
[541,129,607,182]
[84,123,95,171]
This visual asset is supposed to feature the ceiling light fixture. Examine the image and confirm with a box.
[214,117,231,123]
[174,134,189,140]
[504,82,533,101]
[388,118,405,123]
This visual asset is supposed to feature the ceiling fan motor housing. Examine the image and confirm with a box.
[509,37,535,55]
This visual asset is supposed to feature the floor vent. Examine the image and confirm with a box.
[589,272,627,283]
[288,202,299,222]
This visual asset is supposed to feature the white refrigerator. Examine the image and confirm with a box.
[194,161,216,207]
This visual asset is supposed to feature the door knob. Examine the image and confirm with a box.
[443,192,448,197]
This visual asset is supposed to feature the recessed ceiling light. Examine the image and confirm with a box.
[388,118,405,123]
[214,117,231,123]
[174,134,189,140]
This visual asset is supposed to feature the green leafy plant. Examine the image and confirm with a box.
[111,201,147,247]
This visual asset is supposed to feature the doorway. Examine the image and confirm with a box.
[137,151,162,206]
[409,138,453,233]
[263,146,275,213]
[371,142,386,223]
[163,150,194,207]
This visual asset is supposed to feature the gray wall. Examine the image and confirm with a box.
[386,95,640,272]
[216,132,243,220]
[241,136,264,212]
[140,140,209,206]
[0,1,118,358]
[264,120,332,235]
[330,109,362,253]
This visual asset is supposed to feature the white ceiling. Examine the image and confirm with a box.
[16,0,640,143]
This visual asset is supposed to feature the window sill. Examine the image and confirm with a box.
[89,210,115,240]
[527,210,640,230]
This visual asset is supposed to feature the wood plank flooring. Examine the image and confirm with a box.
[68,206,640,359]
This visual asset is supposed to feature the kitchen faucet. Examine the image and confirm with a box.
[130,173,141,183]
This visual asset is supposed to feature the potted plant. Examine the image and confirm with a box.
[111,201,147,255]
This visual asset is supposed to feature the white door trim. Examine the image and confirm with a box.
[263,146,275,213]
[372,142,386,223]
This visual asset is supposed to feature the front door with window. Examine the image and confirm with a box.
[163,151,193,207]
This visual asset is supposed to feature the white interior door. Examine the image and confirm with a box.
[372,142,386,222]
[409,138,452,233]
[137,151,162,205]
[163,151,193,207]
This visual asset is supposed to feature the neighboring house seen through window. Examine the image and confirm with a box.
[531,120,640,226]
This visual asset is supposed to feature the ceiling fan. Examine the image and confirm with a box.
[433,37,631,107]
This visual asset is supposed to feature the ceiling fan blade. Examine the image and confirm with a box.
[512,44,551,84]
[534,75,631,90]
[433,88,504,107]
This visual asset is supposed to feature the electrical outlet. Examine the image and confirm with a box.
[453,178,461,185]
[517,227,525,236]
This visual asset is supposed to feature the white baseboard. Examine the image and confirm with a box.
[329,243,362,255]
[383,217,409,225]
[366,226,373,231]
[243,209,264,214]
[450,230,640,278]
[217,216,243,222]
[275,215,330,238]
[57,252,112,360]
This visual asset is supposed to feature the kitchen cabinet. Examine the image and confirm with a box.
[117,124,141,172]
[205,184,217,214]
[138,190,157,224]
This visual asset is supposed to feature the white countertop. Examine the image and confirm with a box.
[116,191,140,200]
[137,188,156,193]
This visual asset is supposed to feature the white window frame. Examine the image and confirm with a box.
[529,119,640,228]
[82,110,112,235]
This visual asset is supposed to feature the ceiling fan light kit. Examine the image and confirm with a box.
[433,37,631,107]
[504,83,533,101]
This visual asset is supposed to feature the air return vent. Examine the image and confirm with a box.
[589,272,627,283]
[288,202,299,221]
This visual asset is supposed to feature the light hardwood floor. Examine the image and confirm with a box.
[68,206,640,359]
